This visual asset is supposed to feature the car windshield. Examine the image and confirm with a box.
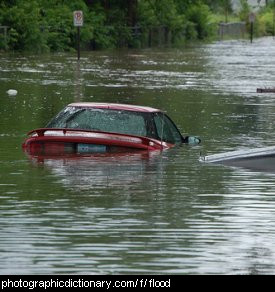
[47,107,149,137]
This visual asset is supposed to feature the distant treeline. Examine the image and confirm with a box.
[0,0,270,52]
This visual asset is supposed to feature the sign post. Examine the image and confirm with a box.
[249,12,255,43]
[73,11,83,60]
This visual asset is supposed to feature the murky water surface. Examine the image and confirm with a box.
[1,37,275,274]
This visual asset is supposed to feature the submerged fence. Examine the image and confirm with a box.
[130,25,171,47]
[0,26,8,49]
[132,22,248,47]
[0,22,249,51]
[218,22,246,40]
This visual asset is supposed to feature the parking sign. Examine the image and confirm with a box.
[249,12,256,23]
[73,11,83,27]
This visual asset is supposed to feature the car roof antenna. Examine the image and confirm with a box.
[160,112,164,148]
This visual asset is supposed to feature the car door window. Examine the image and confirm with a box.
[153,113,182,144]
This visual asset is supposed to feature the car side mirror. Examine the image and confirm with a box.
[183,136,201,145]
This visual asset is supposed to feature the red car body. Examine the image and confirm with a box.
[22,102,187,156]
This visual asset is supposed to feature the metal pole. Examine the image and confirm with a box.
[77,26,80,60]
[250,22,253,43]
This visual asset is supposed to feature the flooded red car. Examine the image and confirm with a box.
[22,102,200,156]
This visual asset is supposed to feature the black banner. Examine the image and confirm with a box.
[0,275,175,290]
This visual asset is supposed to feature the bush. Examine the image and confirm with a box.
[258,5,275,36]
[1,0,48,52]
[0,0,235,52]
[186,4,214,40]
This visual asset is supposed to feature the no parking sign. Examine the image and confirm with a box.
[249,12,256,24]
[73,11,83,60]
[73,11,83,27]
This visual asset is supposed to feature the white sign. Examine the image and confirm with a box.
[73,11,83,27]
[249,12,256,23]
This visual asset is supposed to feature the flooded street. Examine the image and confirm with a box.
[2,37,275,274]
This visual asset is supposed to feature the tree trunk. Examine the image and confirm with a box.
[127,0,138,27]
[104,0,110,12]
[85,0,93,7]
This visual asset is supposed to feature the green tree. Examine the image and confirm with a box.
[0,0,233,52]
[1,0,47,51]
[185,3,214,40]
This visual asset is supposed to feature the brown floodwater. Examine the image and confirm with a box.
[1,37,275,274]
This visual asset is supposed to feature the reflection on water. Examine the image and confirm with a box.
[2,37,275,274]
[205,38,275,96]
[28,151,163,191]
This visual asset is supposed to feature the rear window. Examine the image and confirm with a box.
[47,107,147,137]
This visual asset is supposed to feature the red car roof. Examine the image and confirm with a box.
[68,102,161,113]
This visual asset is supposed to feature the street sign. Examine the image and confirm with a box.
[73,11,83,60]
[73,11,83,27]
[249,12,256,23]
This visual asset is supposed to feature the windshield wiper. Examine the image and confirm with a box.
[65,108,86,127]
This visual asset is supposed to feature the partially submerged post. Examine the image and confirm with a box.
[257,88,275,93]
[0,26,8,50]
[249,12,256,43]
[73,11,83,60]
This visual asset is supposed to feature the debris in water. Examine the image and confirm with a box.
[7,89,18,96]
[256,88,275,93]
[200,146,275,172]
